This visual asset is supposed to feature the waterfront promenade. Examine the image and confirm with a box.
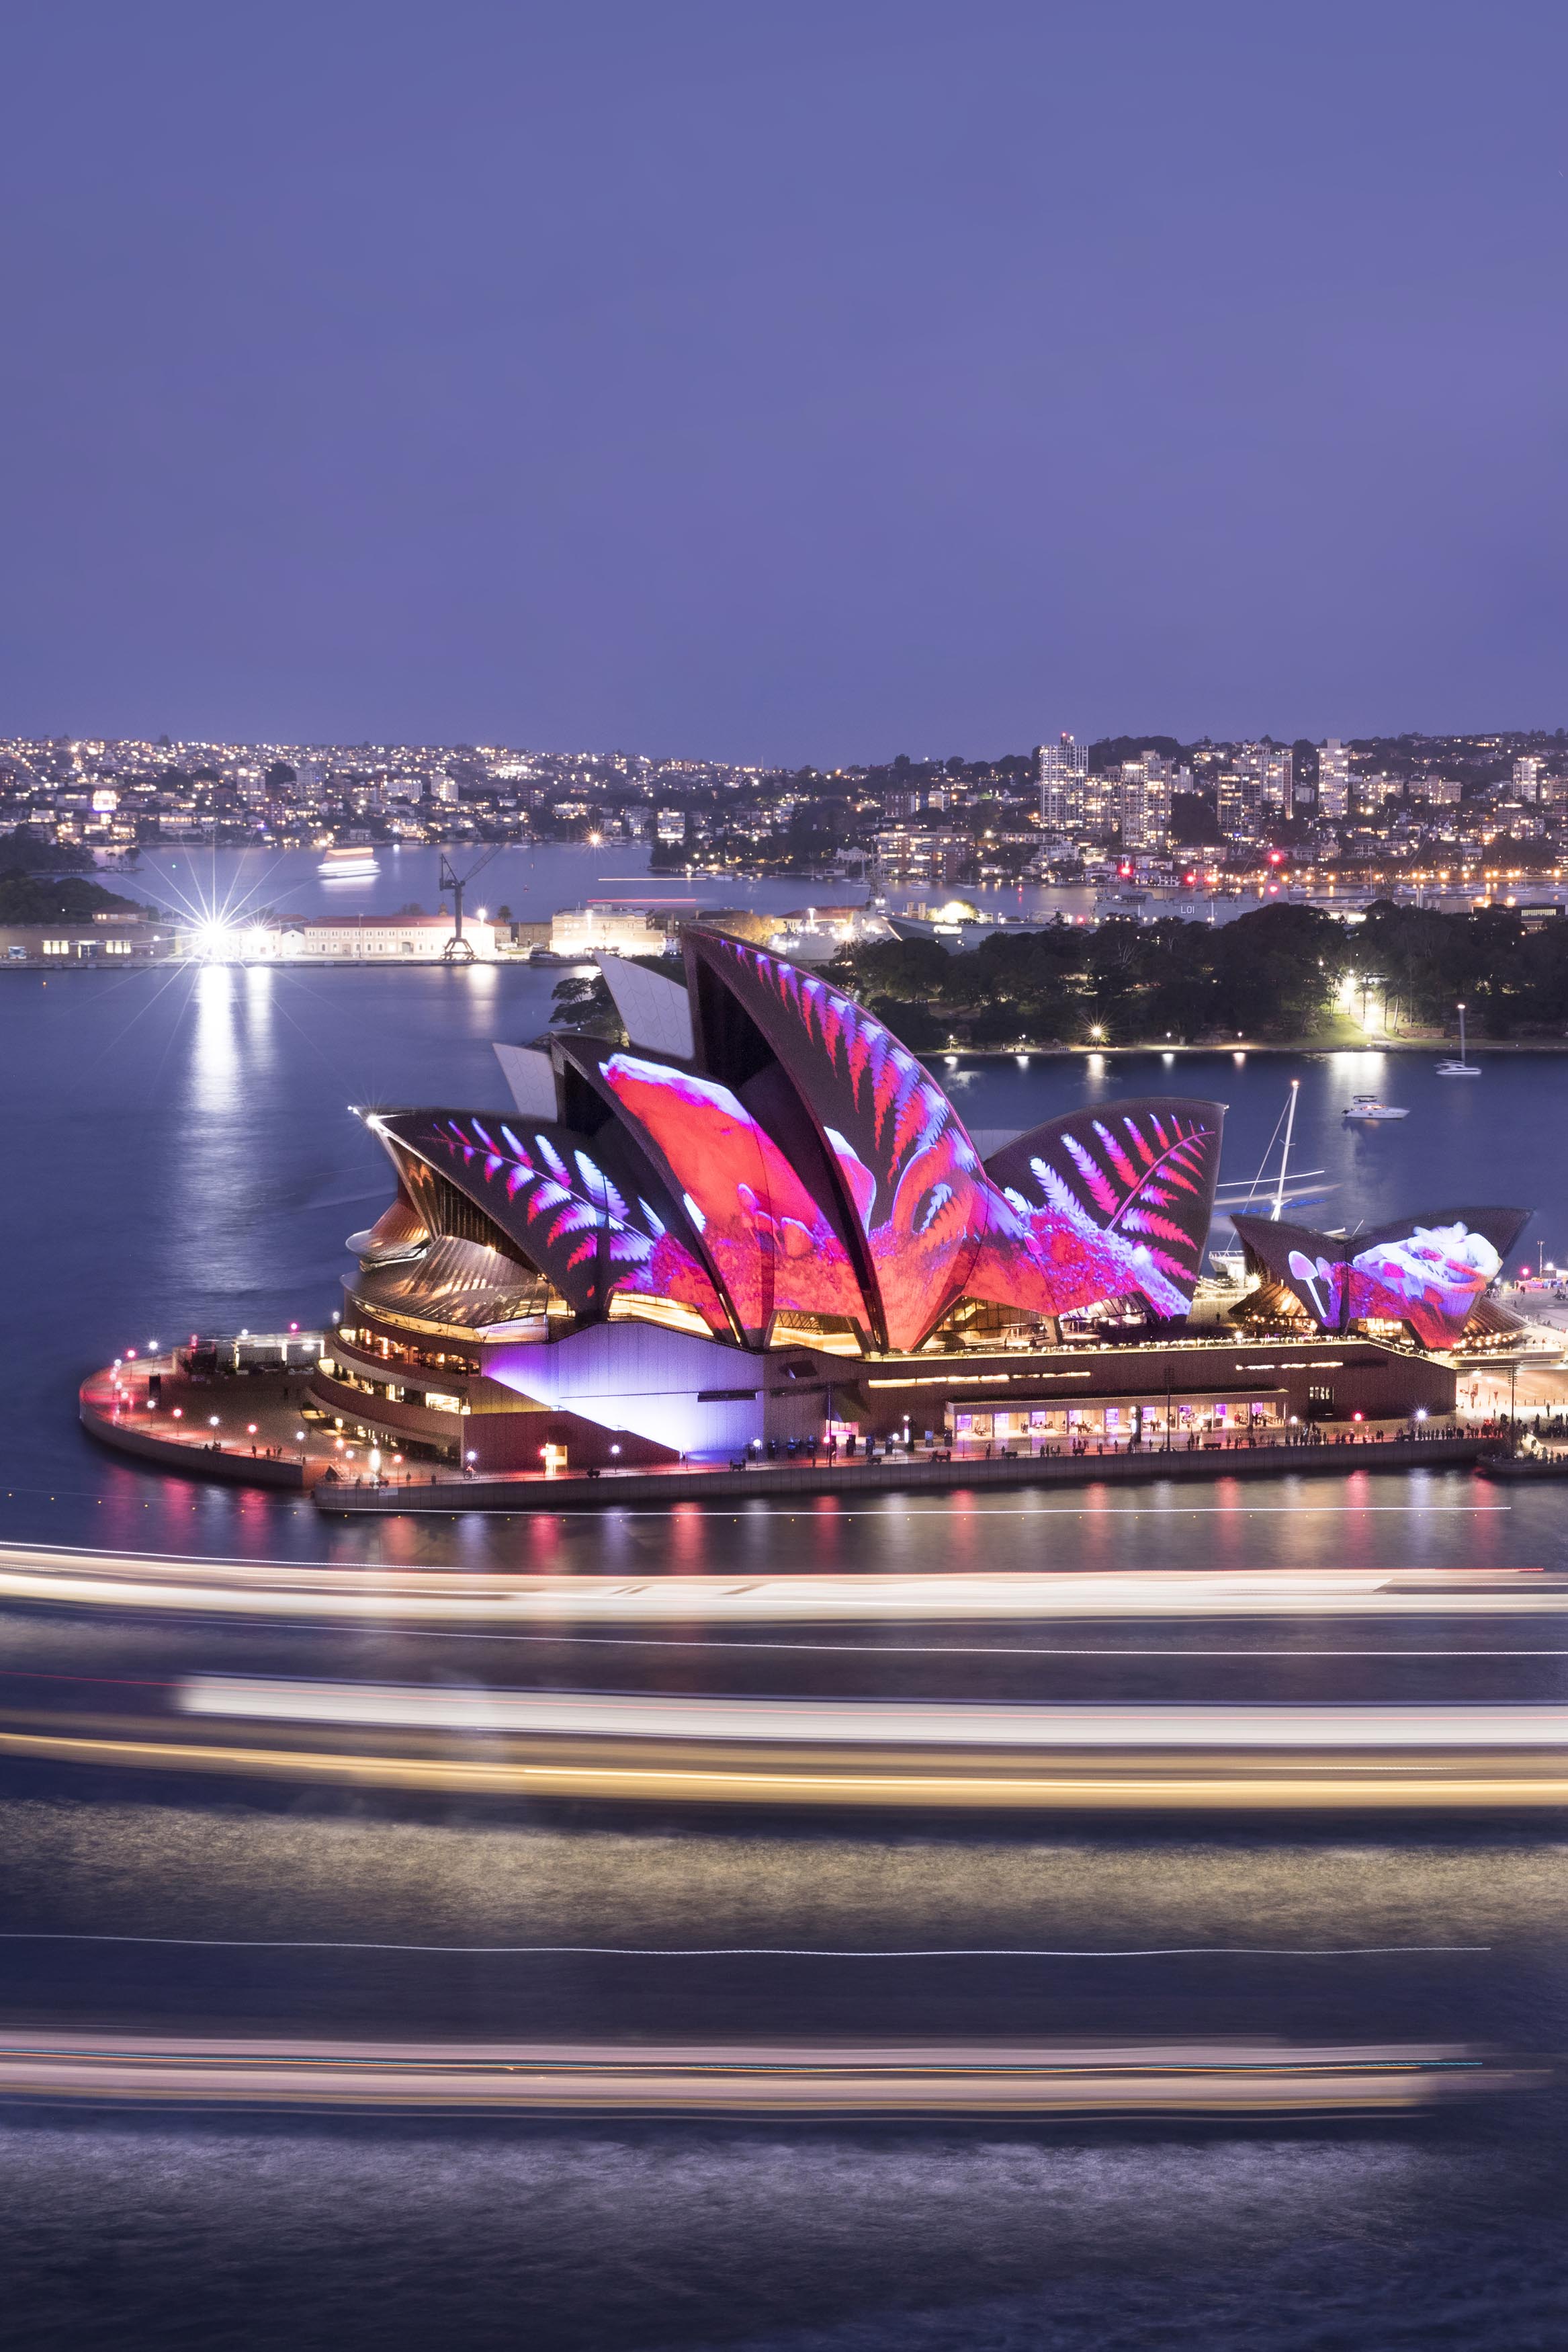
[78,1357,1489,1513]
[310,1431,1489,1513]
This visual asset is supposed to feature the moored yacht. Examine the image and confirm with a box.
[1344,1093,1409,1122]
[1436,1001,1481,1077]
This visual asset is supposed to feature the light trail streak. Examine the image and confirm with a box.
[0,2033,1536,2114]
[228,1630,1568,1656]
[8,1725,1568,1808]
[0,1544,1561,1628]
[177,1680,1568,1749]
[0,1933,1491,1958]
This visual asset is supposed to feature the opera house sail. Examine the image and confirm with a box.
[1230,1208,1532,1350]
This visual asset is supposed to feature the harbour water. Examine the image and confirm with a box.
[5,948,1568,2347]
[115,837,1100,932]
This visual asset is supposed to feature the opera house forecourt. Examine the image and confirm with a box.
[81,929,1530,1508]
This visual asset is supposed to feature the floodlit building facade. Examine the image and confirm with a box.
[305,933,1482,1474]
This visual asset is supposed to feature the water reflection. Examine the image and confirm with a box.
[190,963,241,1118]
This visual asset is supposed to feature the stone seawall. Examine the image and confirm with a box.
[314,1435,1489,1515]
[79,1394,308,1490]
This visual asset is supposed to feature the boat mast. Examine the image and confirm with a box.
[1271,1079,1300,1222]
[1457,1000,1467,1064]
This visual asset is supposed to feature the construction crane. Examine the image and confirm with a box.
[439,845,503,962]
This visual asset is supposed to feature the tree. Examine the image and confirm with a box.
[0,872,143,923]
[1169,792,1221,846]
[0,828,93,876]
[867,994,945,1050]
[549,972,622,1038]
[1209,905,1349,1037]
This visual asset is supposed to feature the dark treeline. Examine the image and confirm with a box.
[0,870,142,925]
[826,902,1568,1048]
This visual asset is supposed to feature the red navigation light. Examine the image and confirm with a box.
[1267,850,1284,865]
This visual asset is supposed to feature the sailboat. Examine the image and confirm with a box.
[1209,1080,1334,1277]
[1436,1000,1481,1078]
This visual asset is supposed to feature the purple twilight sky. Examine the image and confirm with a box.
[1,0,1566,763]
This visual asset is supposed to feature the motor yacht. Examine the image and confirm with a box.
[1344,1093,1409,1122]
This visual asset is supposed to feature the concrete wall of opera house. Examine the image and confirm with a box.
[483,1322,774,1457]
[308,1320,1458,1476]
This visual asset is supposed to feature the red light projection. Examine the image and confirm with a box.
[379,1111,729,1334]
[980,1101,1224,1319]
[598,1053,865,1341]
[689,933,996,1348]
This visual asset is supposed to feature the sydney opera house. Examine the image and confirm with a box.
[296,929,1524,1475]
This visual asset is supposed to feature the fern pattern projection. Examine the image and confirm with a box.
[594,1053,866,1343]
[980,1098,1225,1319]
[379,1110,730,1332]
[693,931,1000,1348]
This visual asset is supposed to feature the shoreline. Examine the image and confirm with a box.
[313,1435,1489,1515]
[19,964,1564,1056]
[920,1038,1568,1058]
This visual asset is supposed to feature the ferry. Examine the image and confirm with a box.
[317,843,379,880]
[1344,1093,1409,1122]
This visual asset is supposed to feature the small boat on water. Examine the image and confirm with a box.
[318,843,379,879]
[1344,1093,1409,1122]
[1436,1000,1481,1077]
[1478,1452,1568,1481]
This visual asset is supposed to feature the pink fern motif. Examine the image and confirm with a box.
[385,1112,728,1331]
[983,1101,1223,1313]
[696,937,1224,1337]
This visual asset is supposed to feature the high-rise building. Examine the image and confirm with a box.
[1237,743,1292,817]
[1514,756,1542,801]
[1317,740,1351,821]
[1217,771,1266,839]
[1033,734,1088,830]
[1118,755,1173,851]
